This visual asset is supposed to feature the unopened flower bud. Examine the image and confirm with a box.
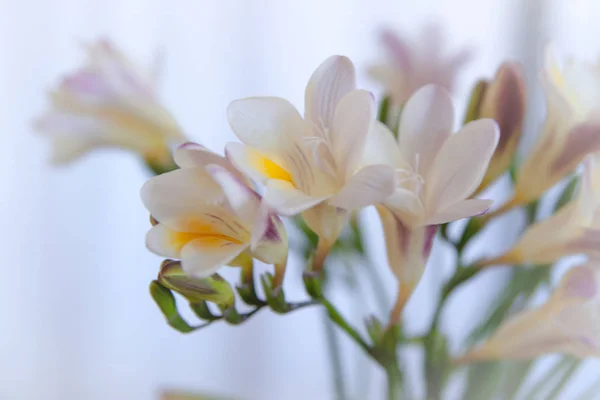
[158,260,235,307]
[475,63,526,192]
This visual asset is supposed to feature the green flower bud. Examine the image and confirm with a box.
[158,260,235,307]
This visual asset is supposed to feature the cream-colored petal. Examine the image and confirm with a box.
[227,97,308,153]
[263,180,328,216]
[398,84,455,176]
[377,206,437,304]
[328,164,397,210]
[383,188,424,225]
[424,118,499,214]
[225,142,293,185]
[140,168,226,230]
[173,142,229,169]
[305,55,356,127]
[302,202,349,243]
[330,89,376,175]
[180,238,247,278]
[206,164,260,226]
[425,199,492,225]
[146,224,181,259]
[361,121,405,168]
[251,202,289,265]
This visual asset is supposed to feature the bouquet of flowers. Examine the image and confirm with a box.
[35,26,600,399]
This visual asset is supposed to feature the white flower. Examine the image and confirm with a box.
[483,156,600,267]
[371,85,499,312]
[459,264,600,362]
[141,143,288,285]
[513,47,600,206]
[225,56,397,245]
[35,39,183,165]
[369,25,471,106]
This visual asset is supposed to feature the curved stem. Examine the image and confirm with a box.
[322,310,347,400]
[319,296,371,354]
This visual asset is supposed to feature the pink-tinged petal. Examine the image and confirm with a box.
[206,164,260,225]
[35,112,104,135]
[377,206,433,304]
[331,90,376,175]
[263,180,328,216]
[380,29,411,71]
[398,85,455,176]
[174,142,228,169]
[362,121,405,168]
[180,238,247,278]
[305,55,356,127]
[425,199,493,225]
[564,228,600,257]
[384,188,424,224]
[227,97,308,153]
[328,164,397,210]
[60,70,113,103]
[458,307,568,362]
[424,119,499,214]
[555,265,598,301]
[146,224,181,259]
[550,122,600,177]
[250,202,288,265]
[302,203,349,243]
[140,168,225,229]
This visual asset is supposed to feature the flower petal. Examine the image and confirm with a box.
[227,97,308,153]
[361,121,405,168]
[398,84,455,176]
[140,168,225,230]
[424,118,499,214]
[425,199,493,225]
[263,180,328,216]
[550,122,600,177]
[328,164,397,210]
[251,202,289,265]
[180,238,247,278]
[206,164,260,225]
[305,56,356,128]
[174,142,229,169]
[146,224,181,259]
[302,203,349,243]
[225,142,293,185]
[331,90,376,175]
[384,188,424,225]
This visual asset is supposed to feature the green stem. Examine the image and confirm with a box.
[386,364,402,400]
[322,310,347,400]
[319,296,371,354]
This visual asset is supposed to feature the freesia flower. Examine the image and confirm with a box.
[141,143,288,286]
[35,39,184,167]
[370,85,499,315]
[225,56,397,260]
[480,156,600,267]
[472,63,527,192]
[459,264,600,362]
[369,25,471,106]
[508,47,600,210]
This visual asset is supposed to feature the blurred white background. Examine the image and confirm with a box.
[2,0,600,399]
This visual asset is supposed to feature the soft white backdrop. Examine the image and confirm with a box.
[2,0,600,399]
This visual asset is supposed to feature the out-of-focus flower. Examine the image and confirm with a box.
[35,39,184,166]
[370,85,499,313]
[226,56,397,250]
[141,143,288,286]
[481,156,600,267]
[511,48,600,208]
[469,63,527,192]
[369,25,471,106]
[459,264,600,362]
